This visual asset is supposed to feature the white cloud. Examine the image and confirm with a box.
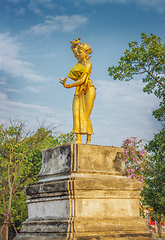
[0,81,6,85]
[26,86,40,92]
[0,33,47,82]
[91,79,161,146]
[0,90,59,129]
[28,4,42,15]
[43,53,58,58]
[14,8,25,16]
[0,91,45,113]
[7,0,21,3]
[96,79,160,118]
[5,88,20,92]
[28,15,88,35]
[0,77,6,82]
[81,0,165,13]
[28,0,55,15]
[0,90,72,135]
[137,0,165,13]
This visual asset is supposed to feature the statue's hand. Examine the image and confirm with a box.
[70,38,81,45]
[59,77,68,88]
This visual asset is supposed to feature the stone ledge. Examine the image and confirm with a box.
[25,177,142,200]
[14,232,152,240]
[14,235,152,240]
[25,176,142,204]
[38,144,127,181]
[20,217,150,233]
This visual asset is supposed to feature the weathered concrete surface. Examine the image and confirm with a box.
[38,144,128,181]
[14,144,153,240]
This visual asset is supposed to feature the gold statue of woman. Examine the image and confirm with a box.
[59,38,96,144]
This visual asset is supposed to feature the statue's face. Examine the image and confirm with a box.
[77,46,86,61]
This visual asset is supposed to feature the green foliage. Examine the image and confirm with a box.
[0,120,74,231]
[10,189,28,230]
[121,137,148,181]
[108,32,165,237]
[108,33,165,122]
[141,129,165,237]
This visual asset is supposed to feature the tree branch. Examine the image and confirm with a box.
[2,190,7,212]
[138,71,147,74]
[152,62,161,75]
[8,155,12,190]
[12,173,33,195]
[143,67,164,87]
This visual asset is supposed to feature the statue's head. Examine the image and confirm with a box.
[78,42,93,60]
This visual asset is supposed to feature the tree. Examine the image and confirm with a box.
[108,33,165,122]
[0,120,74,238]
[121,137,148,182]
[108,33,165,237]
[141,129,165,238]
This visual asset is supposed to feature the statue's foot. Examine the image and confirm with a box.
[75,134,82,144]
[86,134,91,144]
[74,140,82,144]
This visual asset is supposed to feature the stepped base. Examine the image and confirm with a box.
[15,217,152,240]
[14,144,153,239]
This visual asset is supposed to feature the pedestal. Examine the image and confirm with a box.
[14,144,152,240]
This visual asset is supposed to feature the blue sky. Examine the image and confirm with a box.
[0,0,164,146]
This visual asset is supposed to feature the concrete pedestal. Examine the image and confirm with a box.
[14,144,152,240]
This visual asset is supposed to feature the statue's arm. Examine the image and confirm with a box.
[66,73,87,88]
[60,73,88,89]
[70,38,81,60]
[71,45,78,60]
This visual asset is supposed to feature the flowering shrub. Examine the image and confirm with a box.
[121,137,148,182]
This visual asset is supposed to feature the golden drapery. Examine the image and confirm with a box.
[67,63,96,134]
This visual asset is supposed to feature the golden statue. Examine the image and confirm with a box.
[59,38,96,144]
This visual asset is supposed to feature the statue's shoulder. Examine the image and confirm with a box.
[85,61,92,71]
